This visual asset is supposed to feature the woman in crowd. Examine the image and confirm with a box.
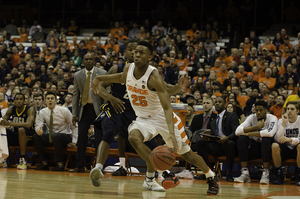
[271,56,286,75]
[272,33,283,51]
[223,70,236,89]
[285,77,297,95]
[185,106,194,127]
[226,77,240,91]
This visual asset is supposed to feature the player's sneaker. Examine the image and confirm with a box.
[111,166,127,176]
[207,177,219,195]
[89,167,104,187]
[143,177,165,192]
[260,170,270,184]
[17,158,27,170]
[234,173,251,183]
[0,160,7,168]
[273,168,284,184]
[161,171,180,189]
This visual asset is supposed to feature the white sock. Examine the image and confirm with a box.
[96,163,103,170]
[119,157,126,168]
[146,172,155,179]
[263,168,269,173]
[242,167,249,175]
[204,168,214,178]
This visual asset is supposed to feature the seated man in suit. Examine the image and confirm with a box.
[34,91,78,171]
[196,97,239,181]
[235,100,278,184]
[189,96,217,151]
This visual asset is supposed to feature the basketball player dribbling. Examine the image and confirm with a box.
[92,41,219,195]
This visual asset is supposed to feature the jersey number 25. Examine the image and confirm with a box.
[131,94,148,107]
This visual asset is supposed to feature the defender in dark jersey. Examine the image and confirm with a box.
[1,93,35,169]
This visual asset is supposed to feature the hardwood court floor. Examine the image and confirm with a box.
[0,168,300,199]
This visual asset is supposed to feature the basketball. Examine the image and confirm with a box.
[150,145,176,170]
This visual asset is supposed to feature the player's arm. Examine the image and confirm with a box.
[98,65,125,113]
[149,70,178,151]
[1,107,13,121]
[92,64,129,95]
[2,107,35,129]
[165,74,189,95]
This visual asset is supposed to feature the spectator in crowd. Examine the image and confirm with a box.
[66,20,80,36]
[1,93,35,170]
[151,20,166,36]
[128,22,141,39]
[249,31,260,48]
[197,97,239,181]
[1,33,16,48]
[273,33,284,51]
[291,32,300,48]
[201,24,218,43]
[284,63,298,84]
[235,101,278,184]
[5,19,18,35]
[185,23,198,41]
[63,93,73,108]
[34,91,77,171]
[279,36,294,52]
[259,68,276,90]
[29,20,42,36]
[272,101,300,185]
[270,95,285,119]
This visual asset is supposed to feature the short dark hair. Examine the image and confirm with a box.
[33,93,44,100]
[45,91,56,99]
[255,100,267,108]
[15,93,25,100]
[126,39,138,49]
[277,94,286,101]
[64,93,73,100]
[137,41,153,55]
[286,101,299,110]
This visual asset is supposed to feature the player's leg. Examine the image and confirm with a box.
[295,144,300,186]
[111,135,127,176]
[272,142,284,184]
[234,135,252,183]
[90,118,118,187]
[260,137,273,184]
[128,122,165,192]
[17,127,28,170]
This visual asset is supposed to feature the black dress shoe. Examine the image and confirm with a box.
[35,164,49,170]
[226,173,234,182]
[69,168,85,173]
[52,164,64,171]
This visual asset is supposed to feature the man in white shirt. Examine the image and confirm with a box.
[34,91,78,171]
[235,101,278,184]
[272,101,300,185]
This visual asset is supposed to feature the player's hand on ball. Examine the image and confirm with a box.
[109,95,125,114]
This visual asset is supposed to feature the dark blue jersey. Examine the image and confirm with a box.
[110,63,132,111]
[11,105,34,131]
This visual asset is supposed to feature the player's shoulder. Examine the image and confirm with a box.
[267,114,278,121]
[94,67,107,75]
